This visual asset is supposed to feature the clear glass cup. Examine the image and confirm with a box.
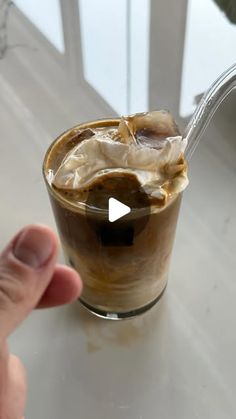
[43,118,183,319]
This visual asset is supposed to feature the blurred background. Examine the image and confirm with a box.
[1,1,236,418]
[1,0,236,127]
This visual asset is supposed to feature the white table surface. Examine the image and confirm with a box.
[0,95,234,418]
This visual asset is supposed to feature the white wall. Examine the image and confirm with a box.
[180,0,236,117]
[79,0,127,115]
[14,0,65,53]
[78,0,150,115]
[129,0,150,114]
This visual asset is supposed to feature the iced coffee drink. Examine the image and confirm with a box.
[43,111,188,318]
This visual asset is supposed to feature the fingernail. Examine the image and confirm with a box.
[13,227,54,268]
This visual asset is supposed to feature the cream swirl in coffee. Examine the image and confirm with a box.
[43,111,188,317]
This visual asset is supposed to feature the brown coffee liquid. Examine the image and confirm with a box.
[44,119,183,314]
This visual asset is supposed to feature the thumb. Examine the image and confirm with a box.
[0,225,58,341]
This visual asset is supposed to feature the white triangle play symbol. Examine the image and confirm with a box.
[108,197,131,222]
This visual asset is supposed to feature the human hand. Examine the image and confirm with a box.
[0,225,82,418]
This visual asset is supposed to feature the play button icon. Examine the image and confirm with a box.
[85,174,151,246]
[108,198,131,222]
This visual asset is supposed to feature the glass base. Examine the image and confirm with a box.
[79,286,167,320]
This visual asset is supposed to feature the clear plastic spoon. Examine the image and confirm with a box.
[184,63,236,159]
